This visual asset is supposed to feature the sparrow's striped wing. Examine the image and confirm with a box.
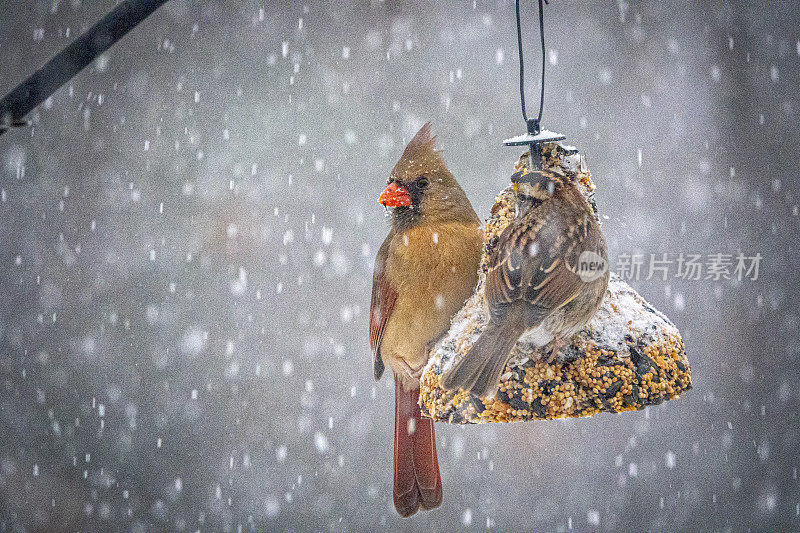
[369,235,397,380]
[486,192,598,325]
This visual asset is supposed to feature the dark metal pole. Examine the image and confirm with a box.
[0,0,169,136]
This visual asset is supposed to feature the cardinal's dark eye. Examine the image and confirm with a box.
[415,176,430,189]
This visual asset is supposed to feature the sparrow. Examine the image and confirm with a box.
[440,165,609,399]
[370,122,483,517]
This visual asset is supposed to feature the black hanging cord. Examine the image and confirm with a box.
[515,0,548,135]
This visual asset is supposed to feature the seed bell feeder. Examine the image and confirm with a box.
[419,0,692,424]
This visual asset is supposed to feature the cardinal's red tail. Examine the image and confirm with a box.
[393,375,443,517]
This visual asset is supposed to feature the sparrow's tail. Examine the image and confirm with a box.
[393,375,442,517]
[440,319,524,398]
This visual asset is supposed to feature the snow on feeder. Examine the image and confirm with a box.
[420,143,692,424]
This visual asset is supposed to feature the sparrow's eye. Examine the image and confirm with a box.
[415,176,430,189]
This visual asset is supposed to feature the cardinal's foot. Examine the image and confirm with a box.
[397,360,426,387]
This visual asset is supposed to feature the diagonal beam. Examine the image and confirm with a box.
[0,0,169,136]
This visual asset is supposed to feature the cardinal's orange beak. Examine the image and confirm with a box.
[379,181,411,207]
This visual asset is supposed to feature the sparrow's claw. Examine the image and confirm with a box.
[544,337,567,364]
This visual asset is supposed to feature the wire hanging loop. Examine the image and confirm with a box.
[503,0,563,161]
[515,0,548,136]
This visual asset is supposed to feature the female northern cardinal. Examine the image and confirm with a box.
[441,167,609,399]
[370,123,482,517]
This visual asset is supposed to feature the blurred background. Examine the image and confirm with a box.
[1,1,798,530]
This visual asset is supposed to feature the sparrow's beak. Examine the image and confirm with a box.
[512,182,520,195]
[379,181,412,207]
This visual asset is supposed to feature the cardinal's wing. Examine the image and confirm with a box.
[369,235,397,380]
